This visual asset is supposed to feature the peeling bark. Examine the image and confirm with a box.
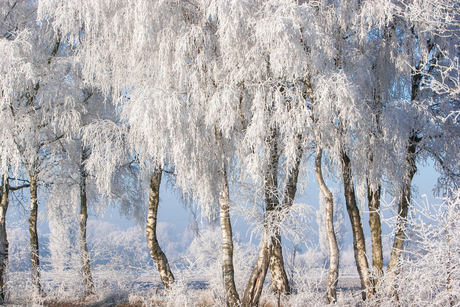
[29,171,42,295]
[79,149,95,297]
[146,168,174,289]
[342,152,373,300]
[315,141,339,304]
[0,175,9,301]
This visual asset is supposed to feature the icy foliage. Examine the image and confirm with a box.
[0,0,458,305]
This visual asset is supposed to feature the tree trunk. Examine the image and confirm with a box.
[272,134,303,302]
[269,234,289,306]
[79,149,95,297]
[242,128,291,306]
[242,234,270,307]
[218,167,240,306]
[368,183,383,287]
[265,129,290,301]
[0,176,9,301]
[386,138,418,291]
[146,168,174,289]
[29,171,42,295]
[315,144,339,304]
[341,152,373,300]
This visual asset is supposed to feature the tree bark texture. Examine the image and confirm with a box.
[341,152,373,300]
[215,129,240,306]
[146,168,174,289]
[386,138,418,290]
[368,183,383,287]
[315,143,339,304]
[79,149,95,297]
[265,129,290,300]
[218,167,240,306]
[272,134,302,297]
[0,176,9,301]
[242,234,270,307]
[28,171,42,295]
[242,128,291,306]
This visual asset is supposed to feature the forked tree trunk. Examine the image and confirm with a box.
[29,171,42,295]
[272,134,303,301]
[242,234,270,307]
[315,144,339,304]
[79,149,95,297]
[386,138,418,292]
[265,129,290,302]
[218,167,240,306]
[242,128,292,306]
[368,183,383,287]
[0,176,9,301]
[146,168,174,289]
[341,152,373,300]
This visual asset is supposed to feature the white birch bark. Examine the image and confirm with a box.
[146,168,174,289]
[28,171,42,295]
[341,152,374,300]
[218,166,240,306]
[0,175,9,301]
[368,183,383,286]
[314,139,339,304]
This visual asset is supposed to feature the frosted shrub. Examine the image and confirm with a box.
[87,222,157,300]
[361,190,460,307]
[4,227,30,301]
[383,191,460,307]
[175,226,259,306]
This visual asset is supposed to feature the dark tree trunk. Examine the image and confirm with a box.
[386,137,418,290]
[146,168,174,289]
[79,149,95,297]
[0,175,9,301]
[29,171,42,295]
[368,183,383,287]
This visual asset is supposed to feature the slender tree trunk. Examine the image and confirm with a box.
[341,152,373,300]
[368,183,383,287]
[386,138,418,291]
[0,175,9,301]
[215,129,240,305]
[218,166,240,306]
[146,168,174,289]
[29,171,42,295]
[315,143,339,304]
[79,149,95,297]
